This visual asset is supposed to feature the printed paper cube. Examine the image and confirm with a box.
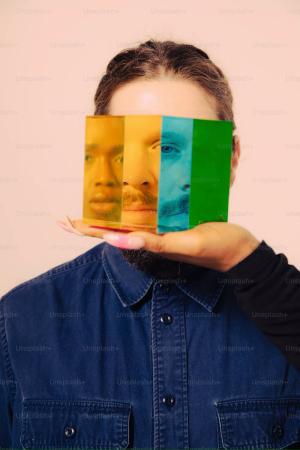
[82,115,233,234]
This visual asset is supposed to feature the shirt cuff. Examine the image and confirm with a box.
[223,240,278,280]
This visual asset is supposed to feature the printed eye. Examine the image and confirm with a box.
[114,154,124,164]
[161,144,180,155]
[85,153,92,162]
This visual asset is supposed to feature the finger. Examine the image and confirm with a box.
[102,227,204,257]
[56,217,108,238]
[56,220,84,235]
[71,219,112,238]
[61,217,86,235]
[69,218,137,239]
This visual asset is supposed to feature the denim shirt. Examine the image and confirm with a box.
[1,241,300,450]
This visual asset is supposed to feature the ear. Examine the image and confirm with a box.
[229,134,241,187]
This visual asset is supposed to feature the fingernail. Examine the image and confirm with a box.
[102,233,145,249]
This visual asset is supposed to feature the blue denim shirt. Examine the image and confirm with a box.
[1,241,300,450]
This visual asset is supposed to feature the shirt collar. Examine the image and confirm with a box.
[102,242,226,312]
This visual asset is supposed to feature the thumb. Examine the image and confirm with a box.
[102,228,203,256]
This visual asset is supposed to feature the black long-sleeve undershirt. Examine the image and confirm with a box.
[224,240,300,373]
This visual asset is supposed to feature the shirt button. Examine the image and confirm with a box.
[271,424,284,439]
[160,313,173,325]
[163,395,176,407]
[64,425,76,438]
[158,282,171,293]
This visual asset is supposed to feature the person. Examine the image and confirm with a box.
[2,39,300,450]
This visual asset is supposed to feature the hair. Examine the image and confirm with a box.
[94,39,236,133]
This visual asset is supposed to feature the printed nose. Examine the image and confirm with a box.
[181,183,190,192]
[95,179,115,187]
[93,156,116,186]
[123,180,150,188]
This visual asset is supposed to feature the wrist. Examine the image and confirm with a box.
[226,236,261,272]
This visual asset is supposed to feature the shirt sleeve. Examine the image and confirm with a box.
[0,300,14,448]
[223,240,300,373]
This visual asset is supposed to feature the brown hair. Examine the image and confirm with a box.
[94,39,236,133]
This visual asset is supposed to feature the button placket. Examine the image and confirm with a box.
[151,282,189,449]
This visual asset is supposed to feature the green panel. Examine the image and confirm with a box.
[189,119,233,228]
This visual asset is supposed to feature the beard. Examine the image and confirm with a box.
[120,248,181,279]
[120,248,203,281]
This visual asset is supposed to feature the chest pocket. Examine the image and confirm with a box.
[215,397,300,449]
[20,398,131,449]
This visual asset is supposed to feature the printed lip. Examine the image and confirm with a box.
[123,204,157,212]
[89,198,116,203]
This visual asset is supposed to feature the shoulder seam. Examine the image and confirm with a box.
[1,245,105,303]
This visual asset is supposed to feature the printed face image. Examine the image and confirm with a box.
[83,116,124,222]
[157,116,193,232]
[121,115,161,228]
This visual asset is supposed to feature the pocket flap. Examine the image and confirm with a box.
[20,398,131,449]
[216,397,300,449]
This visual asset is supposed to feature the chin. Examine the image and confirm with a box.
[121,210,156,227]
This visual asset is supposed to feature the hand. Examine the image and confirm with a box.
[56,216,260,272]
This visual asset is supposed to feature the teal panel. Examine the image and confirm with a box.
[157,115,193,233]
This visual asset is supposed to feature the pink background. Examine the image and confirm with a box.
[1,0,300,295]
